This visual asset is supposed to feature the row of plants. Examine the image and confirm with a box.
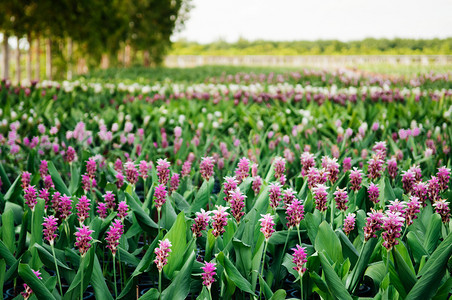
[0,69,451,299]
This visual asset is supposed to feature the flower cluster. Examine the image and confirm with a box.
[363,209,384,241]
[292,245,308,276]
[343,213,356,235]
[192,209,211,237]
[229,188,246,223]
[200,156,215,181]
[259,214,275,240]
[235,157,250,183]
[211,205,229,237]
[333,187,348,211]
[201,262,217,290]
[312,184,328,212]
[368,183,379,204]
[269,182,282,209]
[75,225,94,256]
[105,219,124,255]
[42,215,58,243]
[76,195,91,224]
[286,199,304,229]
[349,168,363,191]
[156,158,171,185]
[154,239,172,272]
[381,212,405,251]
[433,199,450,223]
[223,176,238,202]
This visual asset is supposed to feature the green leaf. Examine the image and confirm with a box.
[259,274,273,299]
[1,209,15,254]
[392,247,417,293]
[364,261,386,288]
[305,212,321,245]
[190,177,214,214]
[346,237,378,293]
[423,213,442,254]
[63,247,95,300]
[406,231,428,264]
[48,161,71,196]
[269,289,287,300]
[216,251,256,295]
[3,175,23,206]
[315,221,342,262]
[172,192,190,214]
[125,192,158,232]
[90,256,114,300]
[0,259,5,297]
[336,230,359,267]
[18,264,56,300]
[282,253,299,278]
[319,251,353,300]
[139,288,160,300]
[432,277,452,300]
[162,212,187,279]
[196,286,210,300]
[161,251,195,300]
[232,239,252,279]
[34,243,71,271]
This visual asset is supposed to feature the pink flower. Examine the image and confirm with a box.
[39,188,50,208]
[405,196,421,225]
[76,195,91,224]
[86,158,97,179]
[223,176,239,202]
[412,182,428,206]
[292,245,307,276]
[300,152,315,177]
[201,262,216,290]
[251,163,258,177]
[235,157,250,183]
[343,213,356,235]
[97,202,107,219]
[192,209,211,237]
[387,199,406,215]
[156,158,171,185]
[65,146,76,163]
[368,183,379,204]
[43,175,54,190]
[402,170,416,194]
[322,156,340,184]
[312,184,328,212]
[433,199,450,223]
[282,188,296,208]
[117,201,129,220]
[139,160,151,180]
[21,171,31,189]
[200,156,215,181]
[115,172,124,189]
[373,141,387,158]
[104,191,116,210]
[169,173,180,194]
[252,176,262,195]
[333,187,348,211]
[349,168,363,192]
[181,160,192,177]
[125,161,139,185]
[408,165,422,182]
[42,215,58,243]
[229,188,246,223]
[154,184,167,210]
[59,194,73,220]
[106,219,123,255]
[24,185,38,211]
[75,225,94,256]
[382,212,405,251]
[364,209,384,241]
[342,157,352,173]
[387,157,398,179]
[154,239,172,272]
[428,176,440,202]
[286,199,304,229]
[367,154,385,181]
[259,214,275,240]
[437,166,450,191]
[274,156,286,182]
[269,182,282,209]
[211,205,229,237]
[39,160,48,178]
[21,270,42,300]
[114,158,123,173]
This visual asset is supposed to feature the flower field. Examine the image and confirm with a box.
[0,68,451,300]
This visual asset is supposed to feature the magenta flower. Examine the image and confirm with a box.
[43,175,54,190]
[39,188,50,208]
[76,195,91,224]
[154,239,172,272]
[156,158,171,185]
[86,158,97,179]
[307,167,320,189]
[200,156,215,181]
[349,168,363,192]
[223,176,239,202]
[81,174,93,192]
[104,191,116,210]
[192,209,211,237]
[124,161,138,185]
[169,173,180,194]
[300,152,315,177]
[139,160,151,180]
[269,182,282,209]
[211,205,229,238]
[433,199,450,223]
[363,209,384,241]
[387,199,406,215]
[322,156,339,184]
[408,165,422,181]
[154,184,167,210]
[97,202,107,219]
[75,225,94,256]
[65,146,76,163]
[21,270,42,300]
[312,184,328,212]
[252,176,263,195]
[387,157,398,180]
[235,157,250,183]
[437,166,450,191]
[343,213,356,235]
[412,182,428,206]
[21,171,31,189]
[106,219,123,255]
[428,176,440,202]
[372,141,387,158]
[39,160,49,178]
[42,215,58,244]
[333,187,348,211]
[402,170,416,194]
[259,214,275,240]
[51,191,61,211]
[342,157,352,173]
[229,188,246,223]
[201,262,216,290]
[292,245,308,276]
[382,212,405,251]
[115,172,124,189]
[405,196,421,225]
[117,201,128,220]
[181,160,192,177]
[282,188,296,208]
[114,158,123,173]
[367,154,385,181]
[286,199,304,229]
[274,156,286,182]
[368,183,380,204]
[24,185,38,211]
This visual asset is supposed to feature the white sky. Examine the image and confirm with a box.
[173,0,452,43]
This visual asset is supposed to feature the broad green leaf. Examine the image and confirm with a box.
[196,286,210,300]
[259,274,273,299]
[162,212,187,278]
[315,221,342,262]
[336,230,359,267]
[161,251,195,300]
[90,256,114,300]
[34,243,71,271]
[364,261,386,288]
[423,213,442,254]
[406,231,428,264]
[139,288,160,300]
[217,251,256,295]
[269,289,287,300]
[432,277,452,300]
[0,259,5,297]
[393,247,417,293]
[232,239,252,279]
[125,192,158,232]
[346,237,378,293]
[1,209,15,254]
[18,264,56,300]
[190,177,214,214]
[319,251,353,300]
[48,161,71,196]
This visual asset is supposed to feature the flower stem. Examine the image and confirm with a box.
[208,287,212,300]
[157,207,161,237]
[296,225,302,245]
[113,254,117,299]
[80,255,84,300]
[51,243,63,296]
[158,270,162,298]
[259,241,268,300]
[300,274,304,300]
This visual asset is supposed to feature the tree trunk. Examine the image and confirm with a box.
[46,37,52,80]
[15,37,20,83]
[124,43,131,67]
[35,35,40,81]
[101,53,109,69]
[67,37,73,80]
[143,50,150,67]
[2,34,9,79]
[27,33,32,80]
